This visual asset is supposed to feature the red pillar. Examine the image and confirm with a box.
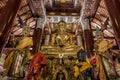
[104,0,120,49]
[0,0,22,52]
[32,18,45,54]
[81,19,94,57]
[89,19,94,53]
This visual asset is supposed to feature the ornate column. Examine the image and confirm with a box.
[104,0,120,49]
[44,34,50,45]
[75,22,83,47]
[81,19,94,57]
[44,20,51,45]
[0,0,22,53]
[32,18,46,54]
[77,35,83,46]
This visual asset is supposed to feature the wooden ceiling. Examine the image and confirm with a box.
[91,0,116,45]
[0,0,117,46]
[0,0,36,36]
[46,0,82,16]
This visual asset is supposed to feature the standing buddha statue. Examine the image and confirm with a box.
[3,25,33,77]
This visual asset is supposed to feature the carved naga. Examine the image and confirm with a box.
[24,52,47,80]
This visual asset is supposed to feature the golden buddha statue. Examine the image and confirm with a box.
[55,21,74,47]
[41,21,82,55]
[3,26,33,77]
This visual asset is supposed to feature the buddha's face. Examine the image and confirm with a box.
[58,21,66,34]
[59,21,66,27]
[59,26,65,34]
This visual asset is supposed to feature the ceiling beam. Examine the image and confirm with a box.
[13,16,34,28]
[14,35,33,37]
[93,36,115,39]
[99,5,107,12]
[27,0,46,17]
[28,19,35,24]
[74,0,77,8]
[96,11,108,19]
[17,15,24,25]
[91,21,101,27]
[19,10,31,17]
[46,8,80,13]
[92,27,113,31]
[90,0,101,18]
[104,29,114,35]
[23,15,32,22]
[19,3,28,10]
[1,0,7,2]
[99,5,107,10]
[14,19,35,28]
[12,27,21,33]
[103,36,115,39]
[47,12,80,16]
[0,8,3,13]
[94,16,102,22]
[93,18,101,26]
[27,0,37,17]
[45,0,53,8]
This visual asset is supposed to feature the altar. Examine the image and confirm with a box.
[41,20,83,80]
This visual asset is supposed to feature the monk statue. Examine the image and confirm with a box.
[24,51,47,80]
[3,26,33,77]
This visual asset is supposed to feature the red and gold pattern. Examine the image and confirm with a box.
[24,52,46,80]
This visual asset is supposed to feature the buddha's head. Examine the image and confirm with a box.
[58,21,66,34]
[59,20,66,26]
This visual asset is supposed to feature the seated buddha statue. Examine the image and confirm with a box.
[41,21,82,55]
[55,20,74,47]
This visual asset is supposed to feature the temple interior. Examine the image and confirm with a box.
[0,0,120,80]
